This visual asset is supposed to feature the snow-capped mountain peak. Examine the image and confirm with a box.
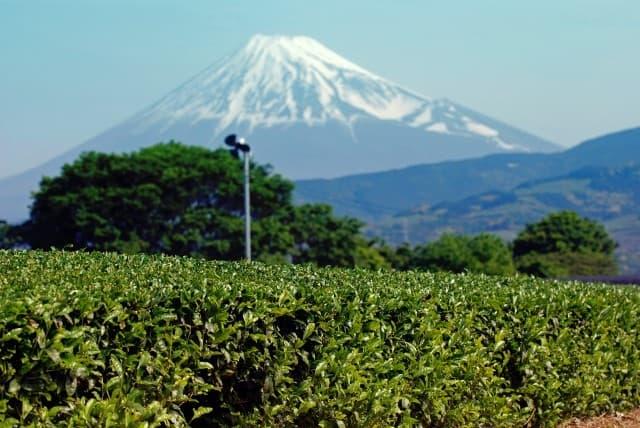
[0,34,559,221]
[137,34,437,136]
[241,34,372,76]
[133,34,552,156]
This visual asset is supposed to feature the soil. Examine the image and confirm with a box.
[560,409,640,428]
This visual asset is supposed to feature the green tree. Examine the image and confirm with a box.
[515,252,618,278]
[290,204,365,267]
[346,239,420,271]
[0,220,12,249]
[353,238,393,270]
[467,234,516,275]
[22,143,294,261]
[513,211,618,277]
[410,233,515,275]
[385,243,415,271]
[18,142,378,267]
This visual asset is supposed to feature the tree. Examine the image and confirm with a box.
[411,234,472,273]
[409,233,514,275]
[290,204,365,267]
[466,234,516,275]
[18,142,377,268]
[512,211,618,277]
[356,237,416,270]
[21,143,294,261]
[384,243,415,271]
[0,220,12,249]
[515,252,617,278]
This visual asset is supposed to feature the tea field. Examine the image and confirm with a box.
[1,250,639,427]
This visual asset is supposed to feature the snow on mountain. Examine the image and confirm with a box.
[0,34,559,222]
[136,35,428,133]
[130,34,547,151]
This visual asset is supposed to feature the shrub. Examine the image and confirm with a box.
[1,250,639,426]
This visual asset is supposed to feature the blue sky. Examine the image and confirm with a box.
[1,0,639,178]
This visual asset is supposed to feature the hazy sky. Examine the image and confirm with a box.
[1,0,639,178]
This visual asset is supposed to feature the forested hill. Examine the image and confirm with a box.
[295,127,640,220]
[369,164,640,273]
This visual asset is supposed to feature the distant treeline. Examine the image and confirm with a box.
[0,143,618,278]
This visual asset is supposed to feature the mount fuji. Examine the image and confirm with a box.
[0,34,558,222]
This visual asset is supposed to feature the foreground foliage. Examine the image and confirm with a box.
[1,250,639,427]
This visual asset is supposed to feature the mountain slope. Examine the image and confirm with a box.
[369,164,640,273]
[0,34,556,223]
[112,34,557,166]
[295,127,640,220]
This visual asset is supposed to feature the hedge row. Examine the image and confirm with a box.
[1,250,639,427]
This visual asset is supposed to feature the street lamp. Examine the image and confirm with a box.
[224,134,252,261]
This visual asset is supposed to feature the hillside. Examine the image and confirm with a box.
[295,127,640,220]
[1,250,640,426]
[370,165,640,272]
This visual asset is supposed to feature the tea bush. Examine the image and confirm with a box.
[0,250,639,427]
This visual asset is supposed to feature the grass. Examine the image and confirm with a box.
[1,250,640,427]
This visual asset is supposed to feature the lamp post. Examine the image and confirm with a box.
[224,134,251,261]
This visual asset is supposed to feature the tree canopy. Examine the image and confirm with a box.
[17,142,387,267]
[513,211,618,277]
[289,204,364,267]
[0,220,12,249]
[22,143,295,261]
[409,233,515,276]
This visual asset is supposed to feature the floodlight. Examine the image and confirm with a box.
[224,134,239,147]
[224,134,252,261]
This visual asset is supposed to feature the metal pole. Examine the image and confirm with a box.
[243,150,251,261]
